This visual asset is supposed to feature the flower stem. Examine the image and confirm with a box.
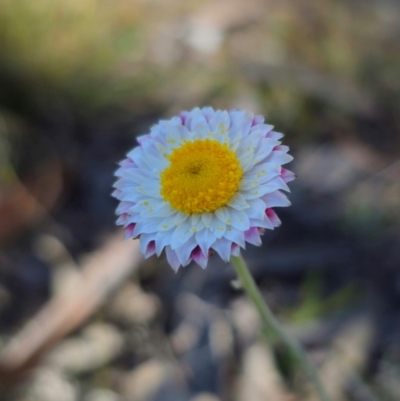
[230,254,332,401]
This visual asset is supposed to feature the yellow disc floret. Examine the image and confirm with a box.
[160,139,243,214]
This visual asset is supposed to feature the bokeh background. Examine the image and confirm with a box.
[0,0,400,400]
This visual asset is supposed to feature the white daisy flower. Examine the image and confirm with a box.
[113,107,295,270]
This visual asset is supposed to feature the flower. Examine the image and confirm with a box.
[113,107,295,270]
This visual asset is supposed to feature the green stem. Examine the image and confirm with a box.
[231,254,332,401]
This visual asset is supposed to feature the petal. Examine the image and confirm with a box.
[144,241,156,258]
[245,198,267,220]
[209,110,230,137]
[240,164,280,190]
[231,243,241,256]
[195,229,217,255]
[281,168,296,183]
[201,212,213,228]
[201,106,215,122]
[215,206,231,224]
[252,115,265,126]
[157,215,178,231]
[123,223,136,240]
[170,219,192,250]
[117,213,129,226]
[135,183,162,198]
[212,237,233,262]
[175,236,198,266]
[116,201,135,215]
[229,110,253,136]
[191,247,209,269]
[248,138,280,168]
[191,113,210,138]
[250,217,274,230]
[250,123,274,136]
[241,177,289,200]
[132,218,160,236]
[214,221,227,239]
[172,212,189,227]
[229,209,250,231]
[165,246,181,271]
[261,190,291,208]
[224,226,245,247]
[244,227,262,246]
[155,229,174,256]
[265,150,294,165]
[227,192,250,210]
[152,202,176,218]
[266,209,282,227]
[266,130,284,140]
[140,233,155,254]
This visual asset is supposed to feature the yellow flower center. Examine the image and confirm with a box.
[160,139,243,214]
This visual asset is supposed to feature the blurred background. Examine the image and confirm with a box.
[0,0,400,400]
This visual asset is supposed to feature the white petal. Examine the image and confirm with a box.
[124,213,140,226]
[236,130,263,159]
[132,218,160,236]
[126,145,143,161]
[122,168,155,185]
[188,214,204,234]
[201,106,215,122]
[209,110,230,137]
[195,229,217,255]
[245,198,267,220]
[165,246,181,271]
[247,138,279,168]
[157,215,177,231]
[170,219,192,250]
[152,202,176,218]
[155,229,174,256]
[224,226,245,247]
[207,214,219,232]
[261,190,291,207]
[214,221,227,239]
[227,193,250,210]
[212,238,232,262]
[191,114,210,137]
[201,212,213,228]
[116,201,135,214]
[175,236,198,266]
[263,176,290,193]
[227,127,243,151]
[172,212,189,227]
[116,213,129,225]
[250,124,274,136]
[229,110,253,136]
[135,183,162,198]
[215,206,231,224]
[240,164,280,191]
[266,131,284,140]
[229,209,250,231]
[129,199,161,217]
[265,150,294,165]
[141,154,169,172]
[119,190,147,203]
[164,123,185,146]
[243,162,281,185]
[250,217,274,230]
[241,177,289,199]
[182,108,200,130]
[191,213,201,227]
